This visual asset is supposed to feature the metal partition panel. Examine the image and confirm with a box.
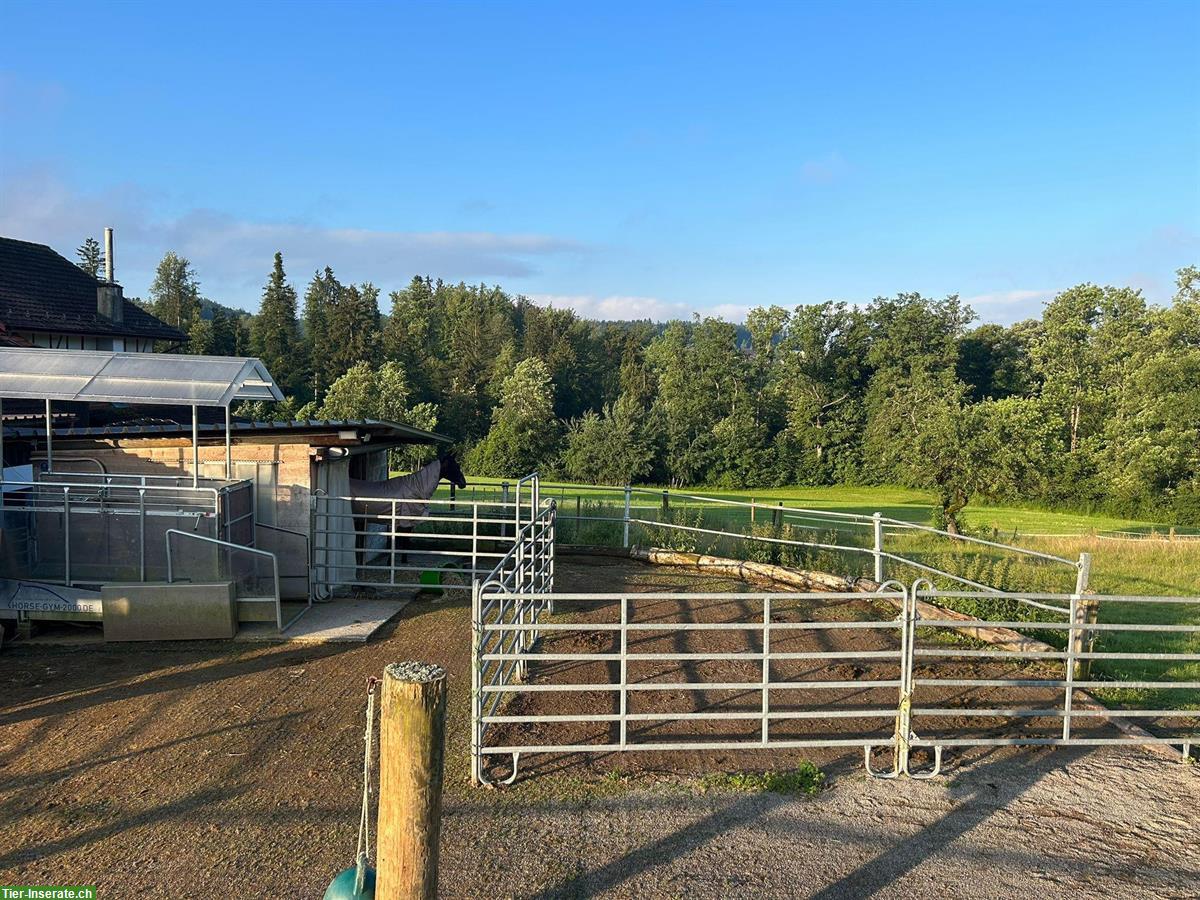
[545,482,1083,594]
[902,584,1200,776]
[0,477,225,587]
[165,528,306,631]
[471,575,1200,784]
[472,582,910,785]
[311,493,530,595]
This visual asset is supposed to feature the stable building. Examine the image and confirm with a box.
[0,347,455,638]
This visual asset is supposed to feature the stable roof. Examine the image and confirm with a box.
[0,348,283,407]
[3,418,452,446]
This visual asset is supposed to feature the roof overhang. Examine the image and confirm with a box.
[0,348,284,407]
[2,418,453,447]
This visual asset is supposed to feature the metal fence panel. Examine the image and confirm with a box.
[471,570,1199,783]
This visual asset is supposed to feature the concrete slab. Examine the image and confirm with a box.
[234,599,410,644]
[102,582,236,641]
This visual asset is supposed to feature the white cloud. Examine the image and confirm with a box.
[529,293,746,323]
[0,168,585,310]
[960,289,1057,324]
[962,289,1055,308]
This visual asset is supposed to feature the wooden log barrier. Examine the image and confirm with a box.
[377,661,448,900]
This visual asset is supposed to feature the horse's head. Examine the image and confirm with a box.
[438,452,467,489]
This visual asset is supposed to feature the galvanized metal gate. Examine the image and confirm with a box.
[310,474,544,597]
[472,563,1198,783]
[902,581,1199,776]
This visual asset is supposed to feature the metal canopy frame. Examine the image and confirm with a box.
[0,348,284,487]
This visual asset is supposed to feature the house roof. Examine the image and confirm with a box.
[0,347,283,407]
[2,418,452,446]
[0,236,186,342]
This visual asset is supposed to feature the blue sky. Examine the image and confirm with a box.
[1,1,1197,324]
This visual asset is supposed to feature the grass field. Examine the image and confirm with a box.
[444,477,1187,536]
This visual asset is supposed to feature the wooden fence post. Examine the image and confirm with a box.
[377,662,448,900]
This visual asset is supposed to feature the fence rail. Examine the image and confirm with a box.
[471,494,557,785]
[904,582,1200,775]
[166,528,306,631]
[0,475,251,588]
[515,482,1089,595]
[471,579,1198,783]
[310,482,544,597]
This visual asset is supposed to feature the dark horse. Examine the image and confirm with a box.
[349,453,467,575]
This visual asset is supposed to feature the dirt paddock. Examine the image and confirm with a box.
[1,555,1197,898]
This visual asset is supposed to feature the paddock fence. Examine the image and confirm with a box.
[310,474,546,598]
[448,481,1090,596]
[905,581,1200,776]
[471,577,1199,783]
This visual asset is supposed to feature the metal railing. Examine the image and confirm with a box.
[0,475,250,587]
[472,585,909,785]
[471,579,1198,784]
[471,499,557,785]
[166,528,306,631]
[255,522,311,600]
[902,582,1200,776]
[539,482,1087,595]
[310,476,545,597]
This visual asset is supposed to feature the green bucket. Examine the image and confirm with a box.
[418,563,459,596]
[418,568,443,592]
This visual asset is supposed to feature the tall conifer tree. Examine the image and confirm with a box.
[251,252,301,394]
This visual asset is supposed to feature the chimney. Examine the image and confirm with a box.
[96,226,124,323]
[104,226,114,283]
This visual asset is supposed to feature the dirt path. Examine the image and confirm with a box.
[1,556,1196,898]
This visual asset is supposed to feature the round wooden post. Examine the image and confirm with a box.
[377,662,448,900]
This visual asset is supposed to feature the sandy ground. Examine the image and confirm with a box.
[1,556,1197,898]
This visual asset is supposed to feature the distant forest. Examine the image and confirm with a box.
[113,244,1200,530]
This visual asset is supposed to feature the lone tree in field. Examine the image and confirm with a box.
[873,371,1059,534]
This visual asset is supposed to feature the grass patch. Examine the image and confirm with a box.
[442,476,1183,535]
[701,763,825,796]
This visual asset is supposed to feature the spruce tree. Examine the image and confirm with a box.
[251,252,301,393]
[76,237,104,277]
[210,306,238,356]
[302,267,342,400]
[325,282,380,383]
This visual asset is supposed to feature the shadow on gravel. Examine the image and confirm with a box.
[525,747,1091,899]
[0,641,351,729]
[526,790,790,900]
[808,746,1092,900]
